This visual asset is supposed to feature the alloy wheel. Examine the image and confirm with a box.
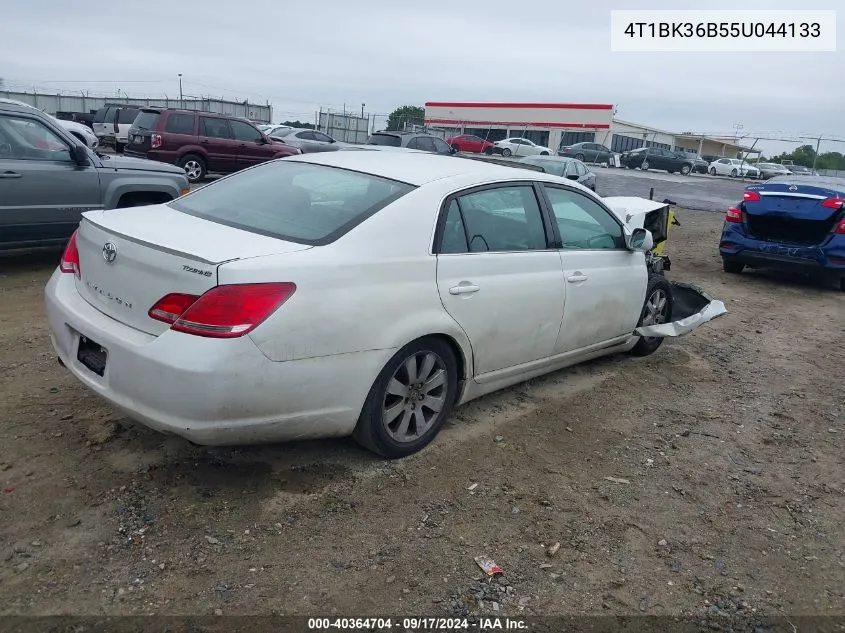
[640,288,668,342]
[381,351,448,443]
[184,160,202,181]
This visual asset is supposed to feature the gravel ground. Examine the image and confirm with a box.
[0,210,843,623]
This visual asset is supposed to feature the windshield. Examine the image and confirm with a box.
[170,161,415,245]
[367,133,402,147]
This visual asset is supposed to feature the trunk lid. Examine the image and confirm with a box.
[74,204,311,335]
[743,179,845,244]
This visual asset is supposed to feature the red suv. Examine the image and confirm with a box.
[125,108,300,182]
[445,134,495,154]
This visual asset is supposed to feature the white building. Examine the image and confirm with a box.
[423,101,754,159]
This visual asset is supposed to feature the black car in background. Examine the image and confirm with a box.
[558,141,614,163]
[620,147,696,175]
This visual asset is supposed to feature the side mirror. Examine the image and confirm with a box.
[627,227,653,252]
[71,145,89,166]
[257,136,268,144]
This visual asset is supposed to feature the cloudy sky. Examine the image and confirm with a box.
[2,0,842,154]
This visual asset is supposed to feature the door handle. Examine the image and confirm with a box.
[0,171,22,179]
[567,273,588,283]
[449,283,480,295]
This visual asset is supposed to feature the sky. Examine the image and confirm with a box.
[1,0,843,155]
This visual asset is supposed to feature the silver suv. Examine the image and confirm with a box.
[0,100,189,250]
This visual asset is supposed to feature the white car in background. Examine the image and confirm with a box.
[494,137,555,157]
[708,158,760,178]
[57,118,98,149]
[44,151,724,458]
[0,98,98,149]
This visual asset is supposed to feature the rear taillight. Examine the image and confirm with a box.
[743,190,761,202]
[151,133,162,149]
[59,230,81,278]
[148,293,200,324]
[725,207,742,223]
[834,219,845,235]
[821,197,845,209]
[148,283,296,338]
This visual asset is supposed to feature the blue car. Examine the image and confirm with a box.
[719,176,845,291]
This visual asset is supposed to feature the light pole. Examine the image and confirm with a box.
[361,103,365,118]
[178,74,183,109]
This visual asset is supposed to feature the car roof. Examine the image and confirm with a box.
[288,148,588,188]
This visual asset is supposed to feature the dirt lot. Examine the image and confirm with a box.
[1,210,843,622]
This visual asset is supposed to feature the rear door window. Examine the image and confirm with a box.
[103,108,117,124]
[199,117,232,139]
[230,120,263,142]
[93,107,109,123]
[170,162,415,245]
[415,137,437,152]
[164,113,194,134]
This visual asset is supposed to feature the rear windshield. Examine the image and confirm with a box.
[367,133,402,147]
[118,108,140,124]
[170,161,415,245]
[93,107,108,123]
[134,111,160,130]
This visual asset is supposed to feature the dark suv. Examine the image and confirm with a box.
[124,109,301,182]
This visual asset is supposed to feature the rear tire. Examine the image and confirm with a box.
[575,153,585,160]
[723,260,744,274]
[353,337,459,458]
[179,154,206,183]
[641,161,650,170]
[484,147,493,155]
[631,274,673,357]
[501,148,512,157]
[730,168,738,177]
[451,143,460,153]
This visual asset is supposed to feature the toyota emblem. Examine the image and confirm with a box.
[102,242,117,263]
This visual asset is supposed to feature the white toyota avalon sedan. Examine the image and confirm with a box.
[45,150,724,458]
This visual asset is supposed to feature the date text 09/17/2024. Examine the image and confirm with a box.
[306,617,528,630]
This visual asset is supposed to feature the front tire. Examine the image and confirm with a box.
[451,143,460,153]
[484,147,493,155]
[723,260,744,274]
[501,148,512,157]
[179,154,206,183]
[353,337,459,458]
[641,161,650,170]
[575,153,585,161]
[631,274,673,357]
[680,164,691,175]
[709,167,717,175]
[730,168,738,177]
